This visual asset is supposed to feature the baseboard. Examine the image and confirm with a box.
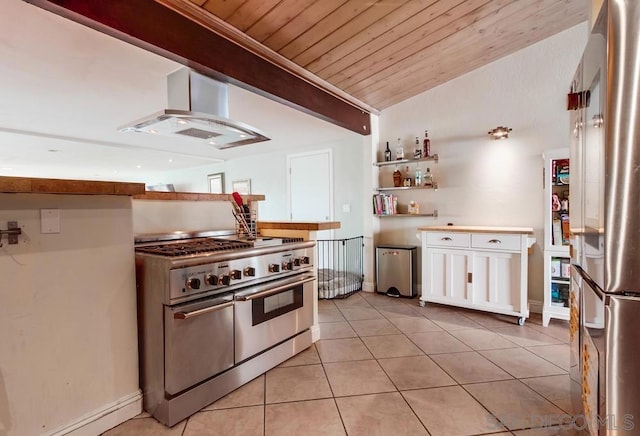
[528,299,543,314]
[47,390,142,436]
[362,281,375,293]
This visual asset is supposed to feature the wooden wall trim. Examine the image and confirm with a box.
[24,0,371,136]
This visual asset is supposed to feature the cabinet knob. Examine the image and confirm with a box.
[488,239,502,244]
[441,237,452,241]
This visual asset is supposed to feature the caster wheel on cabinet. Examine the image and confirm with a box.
[517,317,526,326]
[419,300,426,307]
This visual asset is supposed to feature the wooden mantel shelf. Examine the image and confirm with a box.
[0,176,144,196]
[257,221,341,231]
[133,191,265,201]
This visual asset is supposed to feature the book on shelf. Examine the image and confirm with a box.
[552,218,563,246]
[372,193,397,215]
[561,214,570,245]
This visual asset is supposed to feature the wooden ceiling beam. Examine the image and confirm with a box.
[23,0,371,136]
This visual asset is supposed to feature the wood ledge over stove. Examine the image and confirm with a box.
[133,191,265,202]
[257,221,341,231]
[418,225,534,234]
[0,176,144,196]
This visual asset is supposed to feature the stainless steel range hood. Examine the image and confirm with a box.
[119,68,269,149]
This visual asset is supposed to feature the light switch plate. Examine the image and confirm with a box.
[342,203,351,213]
[40,209,60,234]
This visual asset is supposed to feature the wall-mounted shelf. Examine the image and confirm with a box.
[376,210,438,218]
[374,154,439,167]
[376,184,438,192]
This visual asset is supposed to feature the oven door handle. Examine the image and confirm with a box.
[235,276,316,301]
[174,301,234,320]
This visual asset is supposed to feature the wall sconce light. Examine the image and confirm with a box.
[488,126,512,140]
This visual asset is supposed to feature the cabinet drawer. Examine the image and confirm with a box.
[471,233,521,251]
[425,232,470,248]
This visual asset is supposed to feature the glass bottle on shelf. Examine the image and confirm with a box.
[423,130,431,158]
[424,167,433,186]
[384,142,391,162]
[403,166,412,187]
[414,137,422,159]
[396,138,404,160]
[415,166,423,186]
[392,166,402,187]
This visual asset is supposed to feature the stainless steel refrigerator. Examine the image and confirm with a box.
[569,1,640,434]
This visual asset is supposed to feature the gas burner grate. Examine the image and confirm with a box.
[135,238,252,257]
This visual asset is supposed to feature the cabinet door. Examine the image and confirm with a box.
[471,251,520,311]
[424,248,471,303]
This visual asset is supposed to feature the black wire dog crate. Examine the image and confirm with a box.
[316,236,364,299]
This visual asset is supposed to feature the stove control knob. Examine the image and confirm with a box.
[293,258,301,267]
[230,270,242,280]
[220,275,230,286]
[301,256,310,265]
[282,261,293,271]
[269,264,280,273]
[244,267,256,277]
[205,274,219,286]
[186,277,201,290]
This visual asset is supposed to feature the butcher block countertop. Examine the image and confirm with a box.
[418,225,534,234]
[258,221,341,231]
[133,191,265,201]
[0,176,144,196]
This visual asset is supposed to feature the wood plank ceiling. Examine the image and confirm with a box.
[166,0,587,111]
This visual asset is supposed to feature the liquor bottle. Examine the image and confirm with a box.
[396,138,404,160]
[423,130,431,158]
[414,137,422,159]
[384,142,391,162]
[392,166,402,187]
[403,165,412,187]
[424,167,433,186]
[415,166,423,186]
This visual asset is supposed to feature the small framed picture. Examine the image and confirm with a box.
[207,173,225,194]
[232,179,251,195]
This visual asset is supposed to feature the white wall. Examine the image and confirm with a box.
[0,194,140,436]
[377,23,589,302]
[152,138,367,239]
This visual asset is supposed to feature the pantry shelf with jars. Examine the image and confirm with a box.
[542,148,570,326]
[373,132,438,218]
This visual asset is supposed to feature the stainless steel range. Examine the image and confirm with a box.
[134,230,315,426]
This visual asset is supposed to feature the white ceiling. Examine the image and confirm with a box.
[0,0,359,183]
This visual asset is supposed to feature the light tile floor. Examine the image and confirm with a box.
[103,292,578,436]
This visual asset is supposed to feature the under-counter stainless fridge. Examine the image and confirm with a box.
[569,1,640,434]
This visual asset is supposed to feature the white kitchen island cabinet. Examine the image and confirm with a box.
[419,226,536,325]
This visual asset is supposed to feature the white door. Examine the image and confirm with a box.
[287,150,333,241]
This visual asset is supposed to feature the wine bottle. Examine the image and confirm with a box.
[423,130,431,157]
[384,142,391,162]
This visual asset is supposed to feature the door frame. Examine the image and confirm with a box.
[286,149,334,237]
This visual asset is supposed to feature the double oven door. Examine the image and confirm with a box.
[234,273,315,362]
